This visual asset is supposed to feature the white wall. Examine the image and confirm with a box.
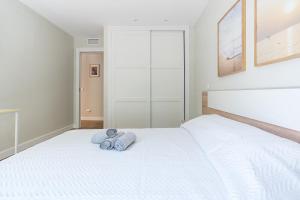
[194,0,300,115]
[74,36,104,48]
[0,0,74,153]
[189,26,198,118]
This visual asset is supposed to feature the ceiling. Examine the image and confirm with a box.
[19,0,208,37]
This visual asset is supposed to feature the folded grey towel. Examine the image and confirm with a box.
[114,132,136,151]
[91,132,107,144]
[106,129,118,138]
[100,132,124,150]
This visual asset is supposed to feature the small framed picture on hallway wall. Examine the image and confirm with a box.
[218,0,246,77]
[90,64,100,77]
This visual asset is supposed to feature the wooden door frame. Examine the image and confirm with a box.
[74,48,104,129]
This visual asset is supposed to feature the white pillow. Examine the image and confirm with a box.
[181,114,294,153]
[181,115,247,153]
[182,114,300,200]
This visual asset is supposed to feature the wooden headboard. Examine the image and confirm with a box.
[202,91,300,143]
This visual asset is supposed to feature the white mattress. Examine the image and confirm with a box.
[0,128,228,200]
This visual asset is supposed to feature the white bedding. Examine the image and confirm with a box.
[182,115,300,200]
[1,115,300,200]
[0,128,228,200]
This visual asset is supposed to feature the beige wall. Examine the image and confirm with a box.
[0,0,74,153]
[194,0,300,115]
[80,52,104,120]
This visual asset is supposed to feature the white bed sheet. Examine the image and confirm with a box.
[0,128,228,200]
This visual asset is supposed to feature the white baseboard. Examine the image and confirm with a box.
[0,147,14,161]
[72,124,78,129]
[0,124,73,161]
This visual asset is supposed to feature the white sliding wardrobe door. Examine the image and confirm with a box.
[151,31,185,128]
[112,31,150,128]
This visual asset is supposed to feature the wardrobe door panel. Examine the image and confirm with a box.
[151,31,185,128]
[112,31,150,68]
[151,101,184,128]
[112,30,150,128]
[111,30,185,128]
[115,102,148,128]
[151,31,184,68]
[114,69,148,99]
[151,69,184,99]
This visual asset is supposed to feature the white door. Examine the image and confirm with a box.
[150,31,185,128]
[111,31,151,128]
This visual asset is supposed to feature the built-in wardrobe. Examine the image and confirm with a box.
[106,27,188,128]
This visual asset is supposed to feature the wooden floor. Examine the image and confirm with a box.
[81,120,103,129]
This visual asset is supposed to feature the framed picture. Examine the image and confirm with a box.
[89,64,100,77]
[218,0,246,77]
[255,0,300,66]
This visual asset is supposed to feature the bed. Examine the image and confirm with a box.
[1,89,300,200]
[1,126,228,200]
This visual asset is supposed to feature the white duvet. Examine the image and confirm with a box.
[0,115,299,200]
[0,128,228,200]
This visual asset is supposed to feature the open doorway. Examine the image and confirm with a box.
[80,52,104,129]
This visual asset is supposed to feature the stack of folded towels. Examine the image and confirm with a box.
[91,129,136,151]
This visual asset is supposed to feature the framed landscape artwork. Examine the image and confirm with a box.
[218,0,246,77]
[255,0,300,66]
